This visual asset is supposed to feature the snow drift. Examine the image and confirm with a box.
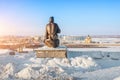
[0,50,100,80]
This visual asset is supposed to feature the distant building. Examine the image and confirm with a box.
[62,35,86,42]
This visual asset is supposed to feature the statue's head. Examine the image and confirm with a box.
[49,16,54,23]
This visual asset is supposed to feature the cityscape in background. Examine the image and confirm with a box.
[0,35,120,51]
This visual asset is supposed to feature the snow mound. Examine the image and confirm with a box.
[0,63,15,79]
[71,55,101,72]
[0,50,101,80]
[46,58,70,67]
[15,67,39,79]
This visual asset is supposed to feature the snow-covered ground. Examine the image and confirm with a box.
[0,48,120,80]
[92,38,120,44]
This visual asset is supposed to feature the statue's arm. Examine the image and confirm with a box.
[56,24,61,33]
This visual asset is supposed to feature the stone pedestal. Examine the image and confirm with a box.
[35,46,67,58]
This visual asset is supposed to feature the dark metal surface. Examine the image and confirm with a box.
[44,17,61,48]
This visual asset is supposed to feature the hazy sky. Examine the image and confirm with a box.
[0,0,120,36]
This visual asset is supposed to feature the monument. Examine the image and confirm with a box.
[44,16,61,48]
[85,35,92,44]
[36,17,67,58]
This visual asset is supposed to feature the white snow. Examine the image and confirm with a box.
[0,49,10,55]
[15,67,40,79]
[0,63,15,80]
[114,76,120,80]
[92,38,120,44]
[0,47,120,80]
[80,66,120,80]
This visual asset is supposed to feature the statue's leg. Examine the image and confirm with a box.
[53,39,59,48]
[45,39,54,47]
[45,39,60,48]
[56,39,59,47]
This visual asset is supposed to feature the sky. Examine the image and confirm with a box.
[0,0,120,36]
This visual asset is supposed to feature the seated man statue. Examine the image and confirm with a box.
[44,16,61,48]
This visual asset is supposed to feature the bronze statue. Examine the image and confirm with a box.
[44,17,61,48]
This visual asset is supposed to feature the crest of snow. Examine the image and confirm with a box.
[15,67,39,79]
[0,49,101,80]
[46,58,70,67]
[70,56,99,69]
[0,63,15,79]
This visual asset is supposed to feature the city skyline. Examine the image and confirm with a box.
[0,0,120,36]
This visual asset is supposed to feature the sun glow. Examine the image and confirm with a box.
[0,26,9,36]
[0,26,16,36]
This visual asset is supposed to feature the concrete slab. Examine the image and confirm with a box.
[35,46,67,58]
